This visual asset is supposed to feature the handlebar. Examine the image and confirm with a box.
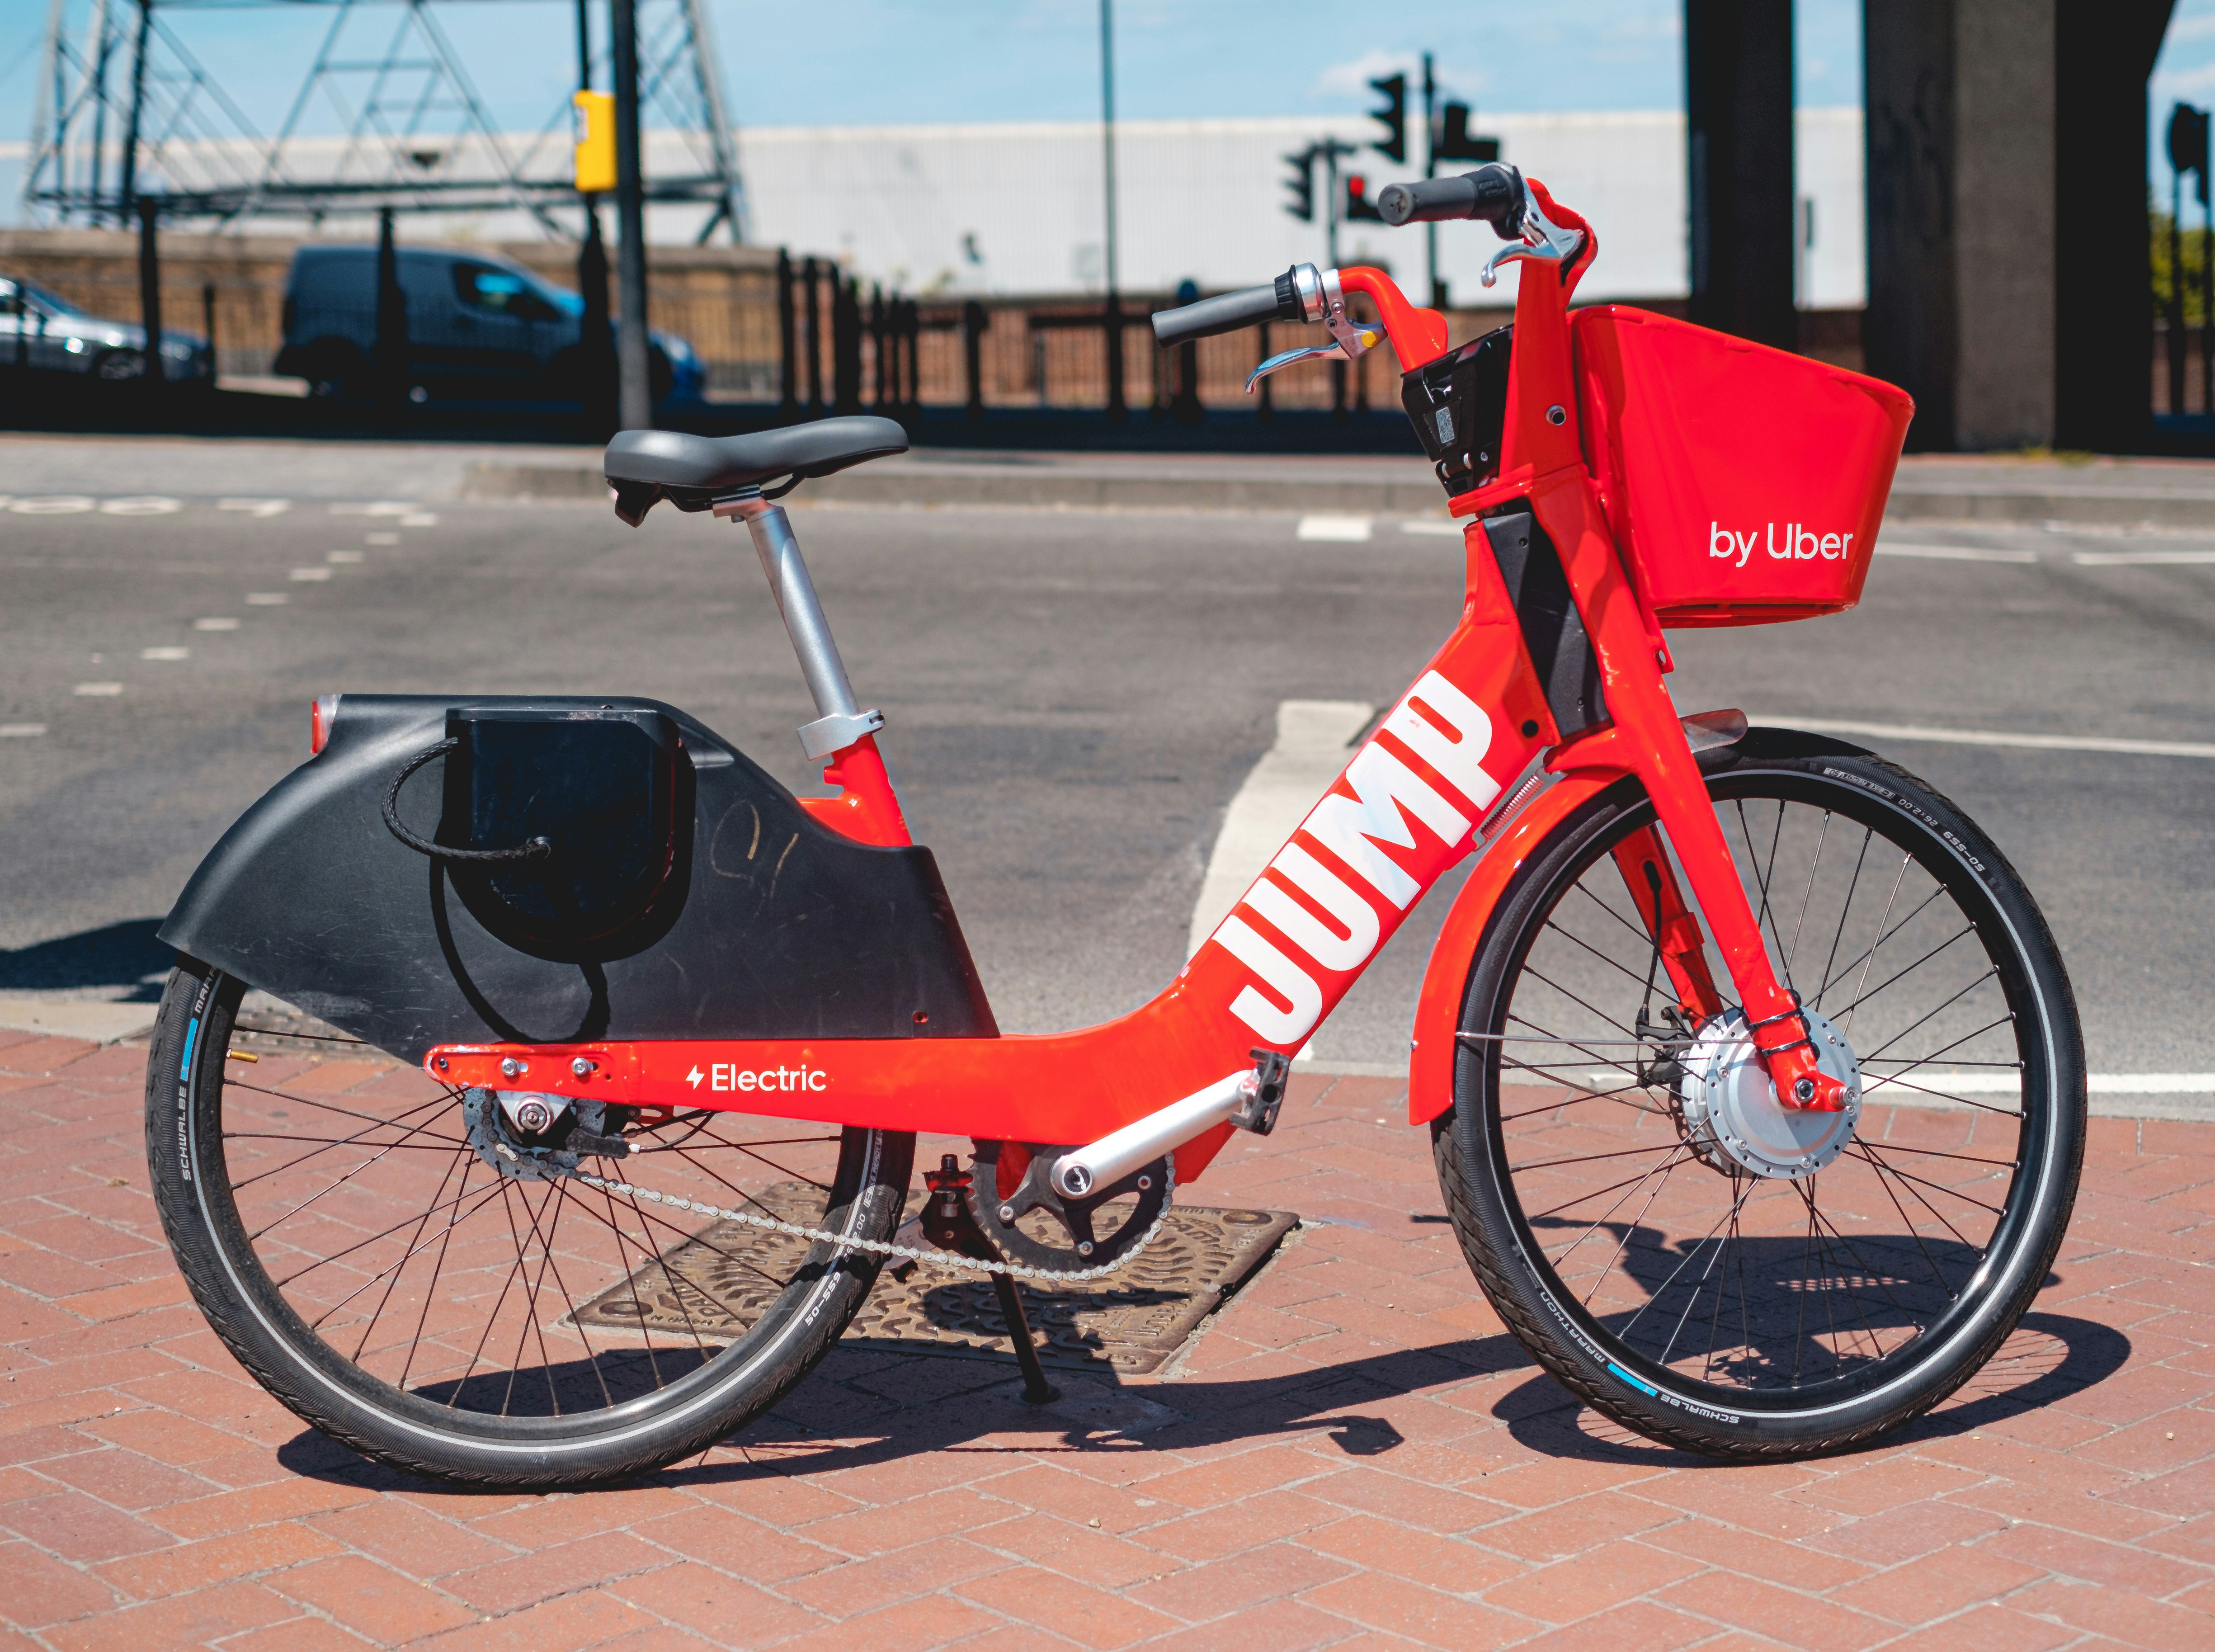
[1151,269,1304,348]
[1376,163,1526,237]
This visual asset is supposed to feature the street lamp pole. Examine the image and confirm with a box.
[611,0,652,430]
[1100,0,1126,420]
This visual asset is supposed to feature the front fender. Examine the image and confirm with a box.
[1407,723,1875,1123]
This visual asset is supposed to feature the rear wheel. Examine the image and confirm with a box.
[146,960,913,1487]
[1434,744,2084,1458]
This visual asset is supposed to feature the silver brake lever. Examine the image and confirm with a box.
[1245,330,1379,393]
[1481,177,1587,288]
[1246,265,1382,393]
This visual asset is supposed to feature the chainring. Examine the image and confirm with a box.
[965,1139,1171,1269]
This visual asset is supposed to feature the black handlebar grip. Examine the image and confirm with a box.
[1151,270,1302,348]
[1376,164,1526,237]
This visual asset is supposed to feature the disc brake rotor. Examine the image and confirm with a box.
[463,1089,631,1182]
[1678,1006,1863,1180]
[965,1139,1171,1269]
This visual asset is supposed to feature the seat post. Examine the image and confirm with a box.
[714,489,886,760]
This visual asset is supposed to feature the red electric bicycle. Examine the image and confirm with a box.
[146,165,2083,1483]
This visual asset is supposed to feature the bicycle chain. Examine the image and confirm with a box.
[573,1156,1176,1284]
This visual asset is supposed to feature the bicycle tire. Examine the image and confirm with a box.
[146,958,914,1487]
[1433,742,2085,1458]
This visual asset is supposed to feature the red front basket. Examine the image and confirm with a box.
[1574,307,1914,628]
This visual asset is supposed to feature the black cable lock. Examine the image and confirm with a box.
[381,738,554,864]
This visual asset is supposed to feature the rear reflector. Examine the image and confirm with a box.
[310,694,341,754]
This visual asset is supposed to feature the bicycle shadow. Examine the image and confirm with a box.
[271,1305,2127,1490]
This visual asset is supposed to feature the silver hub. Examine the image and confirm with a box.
[1679,1006,1862,1180]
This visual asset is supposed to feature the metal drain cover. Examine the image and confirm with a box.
[570,1182,1297,1374]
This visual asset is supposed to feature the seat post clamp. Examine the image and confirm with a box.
[799,708,886,760]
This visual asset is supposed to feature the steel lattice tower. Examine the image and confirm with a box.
[21,0,748,241]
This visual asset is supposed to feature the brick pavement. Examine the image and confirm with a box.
[3,1024,2212,1651]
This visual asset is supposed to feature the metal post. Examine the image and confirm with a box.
[579,203,615,432]
[610,0,652,430]
[803,256,823,415]
[777,249,797,416]
[2173,163,2187,417]
[374,205,407,411]
[117,0,151,220]
[1423,51,1443,310]
[963,298,985,420]
[201,280,215,379]
[870,283,886,408]
[135,195,161,389]
[1255,321,1272,422]
[1100,0,1126,420]
[2202,171,2213,415]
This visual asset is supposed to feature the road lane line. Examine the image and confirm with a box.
[1400,519,1464,537]
[1187,699,1375,959]
[73,683,123,696]
[194,618,239,631]
[1296,514,1374,542]
[0,724,46,737]
[245,592,287,605]
[2071,548,2215,566]
[1875,543,2040,563]
[140,647,189,661]
[1750,715,2215,760]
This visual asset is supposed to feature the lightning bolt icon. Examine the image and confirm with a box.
[686,1066,704,1090]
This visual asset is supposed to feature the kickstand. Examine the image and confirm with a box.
[921,1155,1060,1405]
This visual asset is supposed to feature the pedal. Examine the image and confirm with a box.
[1231,1048,1291,1136]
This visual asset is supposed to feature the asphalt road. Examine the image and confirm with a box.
[2,438,2211,1076]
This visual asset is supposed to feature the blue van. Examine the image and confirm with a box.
[274,245,702,405]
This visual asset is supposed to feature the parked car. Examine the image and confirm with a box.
[273,245,702,405]
[0,275,211,384]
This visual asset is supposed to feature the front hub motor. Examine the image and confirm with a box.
[1678,1005,1862,1180]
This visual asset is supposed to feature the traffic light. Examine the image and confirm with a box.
[2170,103,2210,205]
[1368,73,1407,163]
[1433,100,1499,164]
[1345,174,1384,221]
[1282,146,1315,222]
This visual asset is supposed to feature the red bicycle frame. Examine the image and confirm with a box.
[429,177,1845,1183]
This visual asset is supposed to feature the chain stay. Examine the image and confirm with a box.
[574,1161,1175,1284]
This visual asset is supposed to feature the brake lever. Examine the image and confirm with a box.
[1481,177,1587,288]
[1245,327,1380,393]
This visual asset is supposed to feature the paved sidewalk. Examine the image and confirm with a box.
[3,1027,2212,1651]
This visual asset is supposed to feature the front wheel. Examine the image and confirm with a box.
[1434,741,2084,1458]
[146,961,914,1487]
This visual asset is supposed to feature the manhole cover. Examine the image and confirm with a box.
[571,1182,1297,1374]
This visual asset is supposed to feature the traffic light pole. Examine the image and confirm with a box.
[1099,0,1125,420]
[611,0,652,431]
[1423,53,1442,309]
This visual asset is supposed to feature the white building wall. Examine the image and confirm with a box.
[730,109,1866,307]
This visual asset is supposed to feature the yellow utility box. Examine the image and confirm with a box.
[572,91,616,194]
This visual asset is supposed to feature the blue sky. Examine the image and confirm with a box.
[0,0,1847,145]
[0,1,2203,150]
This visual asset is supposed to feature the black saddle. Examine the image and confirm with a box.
[604,416,908,525]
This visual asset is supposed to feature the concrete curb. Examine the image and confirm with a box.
[460,458,2215,528]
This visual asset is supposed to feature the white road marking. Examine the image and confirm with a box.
[289,567,334,582]
[218,498,291,518]
[194,617,240,631]
[364,533,401,546]
[331,500,419,516]
[9,496,95,514]
[73,682,123,696]
[1400,519,1464,537]
[401,512,439,528]
[1187,699,1375,959]
[1296,514,1374,542]
[99,496,180,516]
[327,551,364,564]
[140,647,189,661]
[246,593,288,605]
[2071,548,2215,566]
[1750,714,2215,761]
[0,724,46,737]
[1875,542,2039,563]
